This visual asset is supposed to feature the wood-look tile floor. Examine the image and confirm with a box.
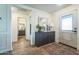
[1,36,79,55]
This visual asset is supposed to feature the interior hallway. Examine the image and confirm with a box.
[1,37,79,55]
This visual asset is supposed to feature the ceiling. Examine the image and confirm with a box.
[25,4,71,13]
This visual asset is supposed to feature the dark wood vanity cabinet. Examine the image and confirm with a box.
[35,31,55,47]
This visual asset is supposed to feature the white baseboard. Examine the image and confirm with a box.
[0,48,13,53]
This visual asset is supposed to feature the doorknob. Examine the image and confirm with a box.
[72,30,77,32]
[72,28,77,32]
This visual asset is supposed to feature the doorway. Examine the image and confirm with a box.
[59,10,77,48]
[11,6,32,52]
[17,17,26,41]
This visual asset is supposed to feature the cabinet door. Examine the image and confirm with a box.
[35,32,49,47]
[49,32,55,43]
[43,32,49,44]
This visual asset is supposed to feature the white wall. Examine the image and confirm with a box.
[51,5,79,50]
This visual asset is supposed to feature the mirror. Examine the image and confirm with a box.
[36,16,53,32]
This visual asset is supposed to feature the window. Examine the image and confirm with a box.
[61,15,72,30]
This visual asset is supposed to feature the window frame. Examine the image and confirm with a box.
[61,14,73,31]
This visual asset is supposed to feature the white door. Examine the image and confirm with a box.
[0,5,7,51]
[0,5,11,53]
[59,10,77,48]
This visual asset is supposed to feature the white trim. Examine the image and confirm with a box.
[0,48,13,53]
